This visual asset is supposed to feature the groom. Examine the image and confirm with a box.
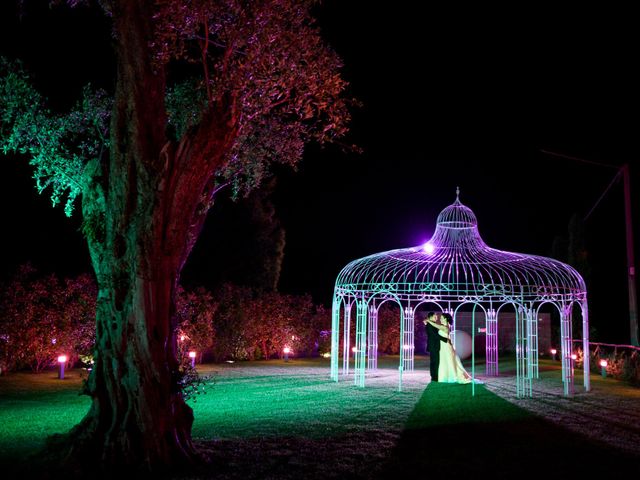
[424,311,446,382]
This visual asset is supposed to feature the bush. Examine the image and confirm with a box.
[578,344,640,386]
[176,363,214,403]
[0,265,96,373]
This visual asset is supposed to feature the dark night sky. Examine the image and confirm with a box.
[0,2,638,342]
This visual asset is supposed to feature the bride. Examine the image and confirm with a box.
[426,312,474,384]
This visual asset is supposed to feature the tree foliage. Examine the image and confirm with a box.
[208,283,329,361]
[377,303,401,354]
[0,270,335,373]
[152,0,351,195]
[0,58,111,216]
[0,264,96,373]
[0,0,351,218]
[176,285,217,363]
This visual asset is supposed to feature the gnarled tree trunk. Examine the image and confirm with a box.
[47,1,237,473]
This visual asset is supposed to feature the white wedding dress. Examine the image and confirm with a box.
[437,329,472,384]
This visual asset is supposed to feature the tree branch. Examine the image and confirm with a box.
[199,17,213,106]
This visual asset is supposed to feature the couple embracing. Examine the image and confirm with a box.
[423,311,476,384]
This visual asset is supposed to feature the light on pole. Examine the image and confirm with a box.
[57,355,67,379]
[621,164,638,345]
[541,151,638,346]
[599,359,608,378]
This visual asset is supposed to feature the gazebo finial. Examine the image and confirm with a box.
[456,186,460,201]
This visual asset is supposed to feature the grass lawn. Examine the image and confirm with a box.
[0,370,91,462]
[382,381,639,479]
[190,357,424,440]
[0,356,638,479]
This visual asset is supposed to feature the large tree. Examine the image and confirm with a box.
[0,0,350,472]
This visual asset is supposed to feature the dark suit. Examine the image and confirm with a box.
[426,321,447,382]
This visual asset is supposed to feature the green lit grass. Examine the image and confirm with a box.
[0,357,426,464]
[191,357,424,440]
[0,370,90,461]
[1,357,638,478]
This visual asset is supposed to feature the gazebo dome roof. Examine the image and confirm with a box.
[436,196,477,229]
[335,193,586,302]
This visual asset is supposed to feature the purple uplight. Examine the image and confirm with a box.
[57,355,67,380]
[422,242,435,254]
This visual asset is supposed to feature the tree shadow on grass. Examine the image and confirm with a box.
[377,382,640,479]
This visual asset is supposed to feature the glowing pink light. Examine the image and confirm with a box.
[599,359,608,368]
[352,347,357,353]
[571,354,577,360]
[283,346,292,362]
[57,355,67,380]
[188,351,196,359]
[422,242,435,254]
[550,348,557,355]
[180,335,185,342]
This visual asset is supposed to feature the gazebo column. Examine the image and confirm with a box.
[485,308,498,376]
[342,302,352,375]
[354,300,368,388]
[402,306,415,371]
[367,306,378,370]
[449,308,456,347]
[331,296,340,381]
[515,305,533,398]
[582,301,591,392]
[560,306,574,396]
[527,306,539,379]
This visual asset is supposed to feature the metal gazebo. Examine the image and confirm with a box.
[330,190,589,397]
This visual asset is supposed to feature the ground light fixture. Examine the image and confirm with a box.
[189,351,196,368]
[57,355,67,379]
[600,359,608,378]
[283,346,292,362]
